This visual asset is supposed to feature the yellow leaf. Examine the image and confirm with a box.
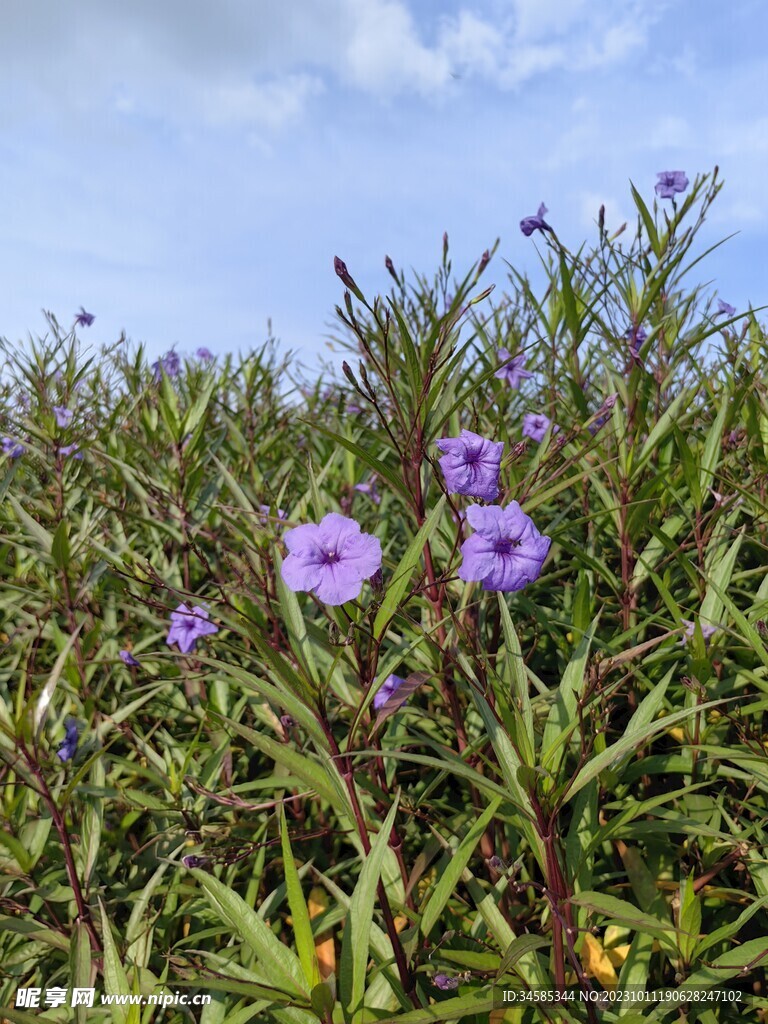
[605,944,631,968]
[580,932,618,990]
[309,886,336,981]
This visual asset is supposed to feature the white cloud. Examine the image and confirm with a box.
[0,0,667,134]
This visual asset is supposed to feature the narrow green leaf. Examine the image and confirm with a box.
[373,496,446,639]
[191,868,308,998]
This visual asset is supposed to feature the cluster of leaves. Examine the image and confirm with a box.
[2,170,768,1023]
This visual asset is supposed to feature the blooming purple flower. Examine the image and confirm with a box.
[433,974,460,991]
[59,443,83,460]
[166,603,219,654]
[522,413,553,443]
[196,347,214,360]
[373,674,406,711]
[716,300,736,318]
[74,307,95,328]
[520,203,550,236]
[495,349,533,389]
[119,650,140,666]
[1,437,24,458]
[281,513,382,605]
[680,619,718,645]
[655,171,689,199]
[57,719,79,762]
[436,430,504,502]
[459,503,551,592]
[153,350,181,380]
[354,479,381,505]
[53,406,73,428]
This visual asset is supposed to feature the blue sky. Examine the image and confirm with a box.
[1,0,764,371]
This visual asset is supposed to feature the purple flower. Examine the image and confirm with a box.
[57,718,79,762]
[520,203,550,236]
[53,406,73,428]
[153,350,181,380]
[119,650,140,667]
[436,430,504,502]
[166,603,219,654]
[354,479,381,505]
[74,307,95,328]
[281,513,382,605]
[680,619,718,645]
[1,437,24,458]
[373,674,406,711]
[522,413,553,443]
[458,503,551,592]
[495,349,533,389]
[59,443,83,460]
[626,325,647,356]
[655,171,689,199]
[433,974,460,991]
[196,347,214,361]
[716,300,736,318]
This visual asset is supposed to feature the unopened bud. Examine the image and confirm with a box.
[342,361,357,386]
[385,254,398,281]
[370,568,384,597]
[280,714,296,730]
[328,622,341,645]
[603,392,618,410]
[477,249,491,275]
[334,255,354,287]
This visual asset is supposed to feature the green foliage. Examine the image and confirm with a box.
[2,172,768,1021]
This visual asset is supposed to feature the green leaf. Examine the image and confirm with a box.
[373,496,446,639]
[420,798,501,938]
[98,899,137,1024]
[340,797,400,1023]
[191,868,309,998]
[280,809,320,989]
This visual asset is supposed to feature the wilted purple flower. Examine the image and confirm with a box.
[57,719,79,762]
[433,974,460,991]
[680,619,718,645]
[436,430,504,502]
[354,479,381,505]
[258,503,288,525]
[373,674,406,711]
[281,513,382,606]
[119,650,140,666]
[74,307,95,328]
[166,603,219,654]
[1,437,24,458]
[520,203,550,236]
[716,300,736,318]
[153,350,181,380]
[182,854,209,869]
[522,413,553,443]
[459,502,551,592]
[655,171,689,199]
[626,325,647,356]
[53,405,73,428]
[59,443,83,460]
[495,349,533,389]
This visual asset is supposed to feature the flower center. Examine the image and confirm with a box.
[324,549,339,564]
